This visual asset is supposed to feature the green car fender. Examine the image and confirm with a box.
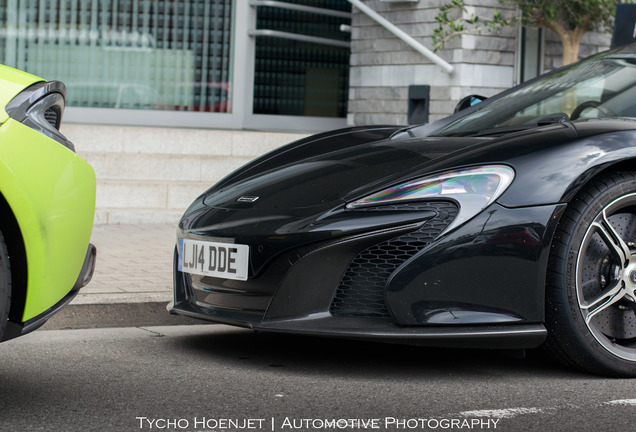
[0,118,96,321]
[0,66,43,124]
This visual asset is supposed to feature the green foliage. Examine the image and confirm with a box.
[433,0,622,52]
[514,0,617,31]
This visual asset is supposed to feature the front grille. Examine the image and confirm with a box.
[44,107,58,129]
[330,201,458,318]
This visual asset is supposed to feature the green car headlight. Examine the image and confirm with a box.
[5,81,75,152]
[347,165,515,232]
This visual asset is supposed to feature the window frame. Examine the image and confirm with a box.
[63,0,348,133]
[516,26,545,84]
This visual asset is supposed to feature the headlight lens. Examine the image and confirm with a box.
[347,165,515,232]
[5,81,75,151]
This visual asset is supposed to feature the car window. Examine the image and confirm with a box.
[433,55,636,137]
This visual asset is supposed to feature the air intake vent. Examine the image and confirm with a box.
[330,201,458,319]
[44,107,58,129]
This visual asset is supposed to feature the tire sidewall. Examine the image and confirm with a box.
[0,231,10,341]
[554,175,636,376]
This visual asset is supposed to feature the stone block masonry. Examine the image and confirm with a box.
[64,124,307,224]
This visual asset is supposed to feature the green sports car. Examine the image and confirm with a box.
[0,65,96,342]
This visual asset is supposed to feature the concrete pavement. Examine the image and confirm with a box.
[75,224,175,305]
[42,224,204,330]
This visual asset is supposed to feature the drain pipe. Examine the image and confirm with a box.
[347,0,455,75]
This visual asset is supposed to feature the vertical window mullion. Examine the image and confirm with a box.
[87,0,98,107]
[182,0,191,109]
[58,0,68,89]
[141,0,152,107]
[171,0,182,108]
[199,1,210,112]
[210,2,221,111]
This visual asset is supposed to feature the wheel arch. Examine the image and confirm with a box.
[562,159,636,204]
[0,191,28,324]
[542,159,636,317]
[594,159,636,180]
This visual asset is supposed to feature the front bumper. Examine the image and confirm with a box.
[1,243,96,342]
[170,203,563,349]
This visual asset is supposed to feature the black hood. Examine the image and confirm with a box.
[201,127,484,212]
[179,123,593,275]
[180,126,484,275]
[182,122,604,233]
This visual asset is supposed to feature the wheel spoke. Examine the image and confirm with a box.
[580,280,625,324]
[592,210,632,267]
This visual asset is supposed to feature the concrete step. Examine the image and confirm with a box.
[66,124,306,157]
[83,152,251,183]
[62,124,307,224]
[95,180,211,211]
[94,207,185,225]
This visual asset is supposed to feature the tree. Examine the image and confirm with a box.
[433,0,620,66]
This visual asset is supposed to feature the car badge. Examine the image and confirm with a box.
[237,196,259,203]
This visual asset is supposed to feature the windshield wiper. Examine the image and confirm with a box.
[472,124,537,137]
[473,113,570,137]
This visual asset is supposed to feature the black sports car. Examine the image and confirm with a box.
[171,44,636,377]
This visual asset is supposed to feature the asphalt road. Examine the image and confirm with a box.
[1,324,635,432]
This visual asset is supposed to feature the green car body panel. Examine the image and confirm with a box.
[0,65,43,123]
[0,65,96,323]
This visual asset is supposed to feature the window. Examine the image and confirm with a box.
[0,1,351,131]
[1,0,234,112]
[253,1,351,118]
[518,27,543,83]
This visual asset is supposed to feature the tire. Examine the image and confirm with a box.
[0,230,11,342]
[546,172,636,376]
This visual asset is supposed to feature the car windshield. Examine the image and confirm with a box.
[433,53,636,137]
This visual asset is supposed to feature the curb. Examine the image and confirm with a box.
[40,302,207,330]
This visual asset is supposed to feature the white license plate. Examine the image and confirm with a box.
[178,238,249,281]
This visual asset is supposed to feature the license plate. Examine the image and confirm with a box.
[178,238,249,281]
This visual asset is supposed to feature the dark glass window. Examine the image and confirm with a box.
[0,0,233,112]
[520,27,543,83]
[253,0,351,118]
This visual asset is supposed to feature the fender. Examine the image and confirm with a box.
[0,119,95,321]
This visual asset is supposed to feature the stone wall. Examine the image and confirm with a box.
[347,0,517,125]
[544,29,612,71]
[347,0,612,126]
[64,124,306,224]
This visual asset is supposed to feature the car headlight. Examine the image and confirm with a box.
[347,165,515,232]
[5,81,75,151]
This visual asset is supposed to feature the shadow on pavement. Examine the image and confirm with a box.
[170,325,584,380]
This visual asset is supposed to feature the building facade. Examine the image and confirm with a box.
[348,0,612,125]
[0,0,613,223]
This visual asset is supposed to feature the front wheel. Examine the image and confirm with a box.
[546,172,636,376]
[0,230,11,341]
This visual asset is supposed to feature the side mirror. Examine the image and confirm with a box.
[454,95,487,113]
